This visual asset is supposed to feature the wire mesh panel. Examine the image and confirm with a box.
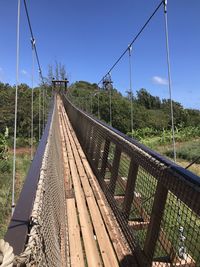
[19,102,68,266]
[62,94,200,267]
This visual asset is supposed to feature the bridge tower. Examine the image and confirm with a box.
[52,78,69,93]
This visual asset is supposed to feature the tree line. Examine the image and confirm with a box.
[0,79,200,150]
[68,81,200,135]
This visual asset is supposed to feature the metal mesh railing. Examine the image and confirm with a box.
[22,101,67,267]
[62,94,200,267]
[2,98,68,267]
[22,101,67,266]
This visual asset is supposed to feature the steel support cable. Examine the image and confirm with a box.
[163,0,176,162]
[109,86,112,126]
[164,2,185,259]
[128,45,134,138]
[23,0,45,137]
[39,86,41,140]
[12,0,21,216]
[23,0,44,81]
[42,85,45,133]
[31,39,35,160]
[185,156,200,169]
[98,0,164,86]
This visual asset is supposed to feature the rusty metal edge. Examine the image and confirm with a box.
[4,95,55,255]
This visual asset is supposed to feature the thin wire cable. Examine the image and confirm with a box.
[185,156,200,169]
[109,85,112,126]
[164,0,176,162]
[98,0,163,86]
[97,91,100,119]
[42,85,45,133]
[12,0,21,216]
[23,0,44,83]
[128,45,134,138]
[23,0,45,137]
[39,83,41,140]
[31,39,35,160]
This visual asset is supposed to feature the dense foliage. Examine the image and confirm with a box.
[0,82,51,144]
[68,81,200,137]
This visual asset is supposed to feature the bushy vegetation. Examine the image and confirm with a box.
[0,151,31,238]
[165,140,200,163]
[0,82,51,237]
[68,81,200,135]
[127,126,200,149]
[0,82,52,143]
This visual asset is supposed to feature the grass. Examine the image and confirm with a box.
[0,147,31,239]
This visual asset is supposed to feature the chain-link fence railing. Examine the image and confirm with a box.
[3,96,68,267]
[62,94,200,267]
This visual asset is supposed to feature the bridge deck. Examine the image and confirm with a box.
[58,96,138,267]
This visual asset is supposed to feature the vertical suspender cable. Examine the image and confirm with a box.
[31,39,35,160]
[12,0,21,215]
[163,0,176,161]
[164,1,186,259]
[164,0,176,162]
[42,85,45,133]
[38,76,41,140]
[109,79,112,127]
[128,45,134,138]
[97,91,100,119]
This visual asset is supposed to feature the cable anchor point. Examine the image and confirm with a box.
[164,0,167,13]
[31,38,36,49]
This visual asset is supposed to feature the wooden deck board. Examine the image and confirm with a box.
[67,198,85,267]
[57,96,138,267]
[63,109,119,267]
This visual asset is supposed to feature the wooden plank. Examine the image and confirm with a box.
[62,106,138,265]
[152,254,196,267]
[58,101,103,267]
[67,198,85,267]
[128,220,149,230]
[75,140,138,265]
[63,109,119,267]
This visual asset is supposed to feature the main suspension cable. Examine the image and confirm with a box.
[12,0,21,215]
[98,0,163,86]
[23,0,45,136]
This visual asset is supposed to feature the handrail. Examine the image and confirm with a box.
[62,94,200,266]
[4,96,55,255]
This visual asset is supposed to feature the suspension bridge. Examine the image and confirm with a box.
[0,0,200,266]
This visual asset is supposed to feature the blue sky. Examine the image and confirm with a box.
[0,0,199,109]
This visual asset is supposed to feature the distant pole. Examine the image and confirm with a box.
[164,0,176,162]
[128,45,134,138]
[12,0,21,215]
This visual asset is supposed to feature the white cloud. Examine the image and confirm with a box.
[152,76,168,86]
[21,69,28,75]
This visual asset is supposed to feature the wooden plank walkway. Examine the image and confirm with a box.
[57,96,138,267]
